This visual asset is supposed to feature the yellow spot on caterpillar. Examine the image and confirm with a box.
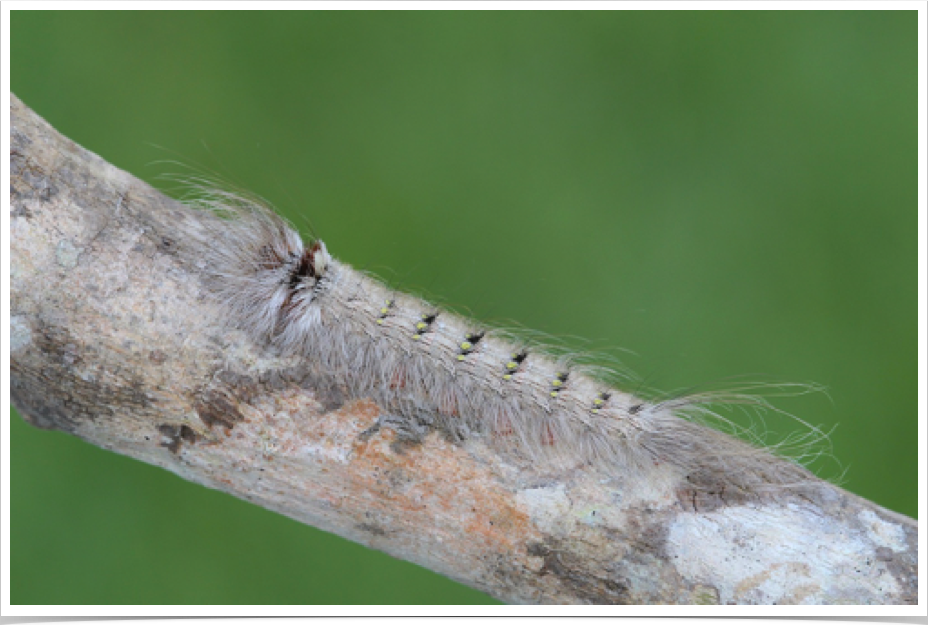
[457,355,466,361]
[506,361,518,370]
[503,374,512,380]
[460,341,472,350]
[380,307,389,314]
[551,379,563,387]
[550,391,559,398]
[416,322,427,330]
[412,334,421,340]
[376,319,384,325]
[593,398,604,406]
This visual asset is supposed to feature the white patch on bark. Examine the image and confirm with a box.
[667,504,901,604]
[517,485,573,535]
[11,316,32,352]
[55,239,80,267]
[858,509,907,553]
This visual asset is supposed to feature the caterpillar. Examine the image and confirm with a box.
[175,181,829,496]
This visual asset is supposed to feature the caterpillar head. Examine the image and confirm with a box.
[290,240,331,290]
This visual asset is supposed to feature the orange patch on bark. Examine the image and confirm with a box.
[346,408,536,552]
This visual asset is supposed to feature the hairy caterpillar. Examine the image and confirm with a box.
[176,181,828,496]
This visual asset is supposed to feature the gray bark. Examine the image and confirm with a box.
[9,93,918,605]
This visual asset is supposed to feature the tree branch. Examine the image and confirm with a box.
[9,93,917,605]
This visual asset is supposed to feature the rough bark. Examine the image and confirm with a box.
[9,93,918,605]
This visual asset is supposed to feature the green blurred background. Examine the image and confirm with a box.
[11,11,917,605]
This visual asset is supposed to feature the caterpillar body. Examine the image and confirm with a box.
[182,185,823,496]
